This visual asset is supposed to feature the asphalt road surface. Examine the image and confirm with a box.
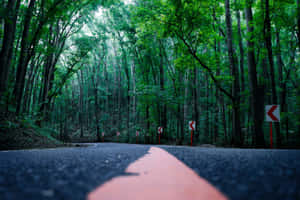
[0,143,300,200]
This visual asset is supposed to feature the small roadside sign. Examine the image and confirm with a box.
[158,126,163,145]
[265,105,280,149]
[189,121,196,131]
[266,105,280,122]
[158,127,163,134]
[189,121,196,146]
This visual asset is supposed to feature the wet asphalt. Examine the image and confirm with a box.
[0,143,300,200]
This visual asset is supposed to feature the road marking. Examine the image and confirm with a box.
[88,147,227,200]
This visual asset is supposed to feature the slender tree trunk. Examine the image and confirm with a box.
[214,66,219,143]
[131,61,136,123]
[235,0,246,143]
[62,85,69,142]
[92,66,100,141]
[159,40,167,136]
[23,57,39,113]
[245,1,265,147]
[205,74,209,142]
[183,73,189,143]
[225,0,242,146]
[222,100,227,144]
[0,0,21,99]
[178,71,184,144]
[146,104,150,143]
[78,70,84,138]
[40,27,54,118]
[193,67,199,140]
[264,0,281,147]
[31,68,41,113]
[297,0,300,49]
[179,102,184,145]
[103,61,109,131]
[125,61,130,142]
[275,30,286,139]
[13,0,36,114]
[213,87,219,143]
[113,44,122,128]
[214,25,221,144]
[235,0,245,92]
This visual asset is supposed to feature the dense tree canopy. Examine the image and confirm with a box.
[0,0,299,148]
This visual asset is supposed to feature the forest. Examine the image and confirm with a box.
[0,0,299,149]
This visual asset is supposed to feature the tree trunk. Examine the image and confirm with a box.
[183,73,189,143]
[131,61,136,123]
[193,67,199,139]
[123,52,130,142]
[205,74,209,142]
[13,0,36,114]
[297,0,300,49]
[225,0,242,146]
[146,104,150,142]
[31,68,41,113]
[222,99,227,144]
[275,30,286,139]
[92,66,100,142]
[245,0,265,147]
[0,0,21,99]
[235,0,246,143]
[78,70,84,138]
[159,40,167,136]
[235,0,245,92]
[264,0,281,147]
[213,82,219,143]
[39,28,54,118]
[214,25,222,144]
[23,56,40,113]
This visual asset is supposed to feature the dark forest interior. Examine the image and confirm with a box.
[0,0,299,150]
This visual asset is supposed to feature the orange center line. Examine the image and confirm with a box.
[88,147,228,200]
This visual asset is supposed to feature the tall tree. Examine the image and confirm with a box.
[245,0,265,147]
[297,0,300,49]
[263,0,281,147]
[225,0,242,145]
[0,0,21,99]
[13,0,38,114]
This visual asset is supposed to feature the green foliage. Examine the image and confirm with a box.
[1,0,298,148]
[0,120,19,130]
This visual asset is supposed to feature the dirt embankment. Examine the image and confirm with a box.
[0,112,72,150]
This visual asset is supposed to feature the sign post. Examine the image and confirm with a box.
[136,131,139,144]
[158,127,163,144]
[189,121,196,146]
[116,131,120,143]
[102,132,105,142]
[265,105,280,149]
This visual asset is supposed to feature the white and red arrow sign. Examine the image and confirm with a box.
[189,121,196,131]
[116,132,120,136]
[158,127,163,134]
[266,105,280,122]
[102,132,105,137]
[136,131,139,136]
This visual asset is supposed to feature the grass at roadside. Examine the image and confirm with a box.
[0,112,72,150]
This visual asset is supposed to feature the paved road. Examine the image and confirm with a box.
[0,143,300,200]
[162,146,300,200]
